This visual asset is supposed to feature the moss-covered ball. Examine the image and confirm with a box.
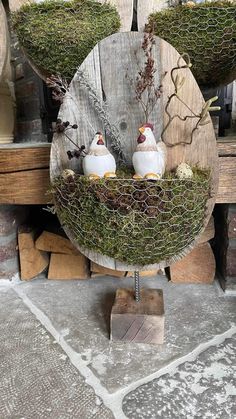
[12,0,121,81]
[52,169,210,266]
[147,2,236,87]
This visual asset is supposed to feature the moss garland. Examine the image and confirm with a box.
[51,169,211,266]
[12,0,121,81]
[146,2,236,87]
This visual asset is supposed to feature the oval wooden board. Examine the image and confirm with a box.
[51,32,219,271]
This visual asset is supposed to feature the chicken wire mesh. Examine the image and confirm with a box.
[147,3,236,86]
[51,172,211,267]
[12,0,121,81]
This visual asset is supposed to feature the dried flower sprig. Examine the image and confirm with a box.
[76,70,127,165]
[46,75,69,103]
[128,31,165,123]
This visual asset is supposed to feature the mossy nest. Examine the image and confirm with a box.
[12,0,121,81]
[146,2,236,87]
[51,169,211,266]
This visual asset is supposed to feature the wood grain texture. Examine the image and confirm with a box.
[217,137,236,156]
[48,253,90,280]
[216,157,236,204]
[0,1,8,81]
[50,33,218,271]
[100,0,133,32]
[35,231,78,255]
[0,168,51,204]
[0,143,51,173]
[90,261,125,277]
[18,226,49,281]
[196,215,215,244]
[170,242,216,284]
[137,0,168,31]
[111,288,164,344]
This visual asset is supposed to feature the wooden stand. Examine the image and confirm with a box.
[111,288,164,345]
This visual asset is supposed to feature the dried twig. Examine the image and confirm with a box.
[53,119,87,160]
[162,54,220,147]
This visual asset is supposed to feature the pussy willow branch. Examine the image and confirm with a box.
[162,54,220,147]
[76,70,127,165]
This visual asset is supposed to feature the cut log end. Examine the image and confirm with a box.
[18,226,49,281]
[48,253,90,280]
[170,242,216,284]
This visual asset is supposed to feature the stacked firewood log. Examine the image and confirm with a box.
[18,216,215,282]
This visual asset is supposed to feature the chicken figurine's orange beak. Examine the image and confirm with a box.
[139,126,145,134]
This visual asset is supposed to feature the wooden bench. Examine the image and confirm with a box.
[0,139,235,204]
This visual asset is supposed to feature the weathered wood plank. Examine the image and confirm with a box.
[100,0,133,32]
[0,143,50,173]
[0,168,51,204]
[217,137,236,156]
[137,0,167,31]
[216,157,236,204]
[111,288,164,344]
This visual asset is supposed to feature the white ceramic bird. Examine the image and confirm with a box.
[82,132,116,179]
[132,123,167,180]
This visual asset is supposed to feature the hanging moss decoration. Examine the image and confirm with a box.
[146,2,236,87]
[51,168,211,266]
[12,0,121,81]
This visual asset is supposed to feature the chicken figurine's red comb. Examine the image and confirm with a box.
[143,123,154,131]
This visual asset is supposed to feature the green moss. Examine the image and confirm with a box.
[147,2,236,86]
[12,0,121,81]
[51,169,211,266]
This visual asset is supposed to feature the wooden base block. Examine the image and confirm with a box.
[48,253,90,280]
[111,288,164,345]
[170,243,215,284]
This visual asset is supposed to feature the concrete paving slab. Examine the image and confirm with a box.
[14,276,236,393]
[0,287,113,419]
[123,335,236,419]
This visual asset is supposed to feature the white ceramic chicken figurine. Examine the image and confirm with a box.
[132,123,167,180]
[83,132,116,179]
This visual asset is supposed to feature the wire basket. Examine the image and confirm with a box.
[12,0,121,81]
[147,3,236,87]
[52,171,211,267]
